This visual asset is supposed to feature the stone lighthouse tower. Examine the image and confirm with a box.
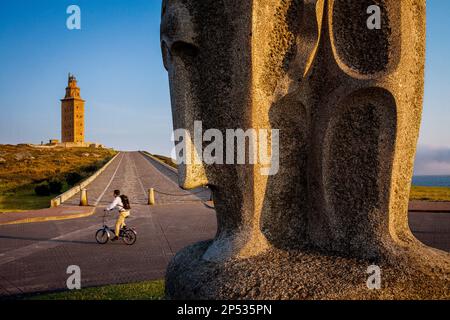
[61,73,85,143]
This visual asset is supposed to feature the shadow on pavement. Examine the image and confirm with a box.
[0,235,97,245]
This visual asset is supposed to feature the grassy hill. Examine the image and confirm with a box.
[0,145,116,212]
[410,186,450,202]
[152,154,177,169]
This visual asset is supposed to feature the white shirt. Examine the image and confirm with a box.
[106,196,124,211]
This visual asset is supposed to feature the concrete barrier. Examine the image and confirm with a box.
[139,151,178,173]
[50,152,121,207]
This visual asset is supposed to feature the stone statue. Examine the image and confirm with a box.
[161,0,449,299]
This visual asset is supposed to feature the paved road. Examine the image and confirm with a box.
[0,152,216,297]
[63,152,211,206]
[409,212,450,253]
[0,152,448,297]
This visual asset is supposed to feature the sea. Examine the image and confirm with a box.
[412,176,450,187]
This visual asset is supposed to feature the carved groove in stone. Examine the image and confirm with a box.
[322,88,396,258]
[329,0,401,78]
[161,0,449,300]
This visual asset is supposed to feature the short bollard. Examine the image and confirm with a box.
[51,197,61,208]
[148,188,155,205]
[80,188,88,206]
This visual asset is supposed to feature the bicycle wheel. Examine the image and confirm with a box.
[95,229,109,244]
[122,230,137,245]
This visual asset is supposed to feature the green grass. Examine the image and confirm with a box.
[0,144,116,212]
[410,186,450,201]
[0,190,53,212]
[28,280,165,300]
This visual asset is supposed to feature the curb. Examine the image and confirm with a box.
[139,151,178,173]
[0,207,96,226]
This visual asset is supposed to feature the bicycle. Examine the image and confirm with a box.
[95,209,137,245]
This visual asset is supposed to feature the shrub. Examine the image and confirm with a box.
[66,172,83,186]
[35,182,50,196]
[61,181,69,193]
[84,163,99,173]
[49,179,63,194]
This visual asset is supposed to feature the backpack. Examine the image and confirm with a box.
[120,195,131,210]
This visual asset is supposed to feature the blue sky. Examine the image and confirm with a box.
[0,0,169,153]
[0,1,449,175]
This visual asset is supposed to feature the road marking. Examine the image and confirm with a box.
[0,153,147,268]
[0,214,139,267]
[0,208,95,226]
[0,154,124,267]
[94,152,125,206]
[133,154,153,197]
[0,224,96,267]
[131,153,174,256]
[0,152,217,296]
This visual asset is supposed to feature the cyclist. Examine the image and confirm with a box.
[106,189,131,241]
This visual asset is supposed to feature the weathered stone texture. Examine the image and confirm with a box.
[161,0,449,299]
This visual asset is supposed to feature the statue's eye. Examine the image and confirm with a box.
[161,41,171,70]
[161,40,199,70]
[171,41,199,59]
[162,1,167,17]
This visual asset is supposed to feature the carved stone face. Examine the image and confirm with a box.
[161,0,265,261]
[160,0,254,188]
[161,0,205,189]
[162,0,450,301]
[161,0,427,261]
